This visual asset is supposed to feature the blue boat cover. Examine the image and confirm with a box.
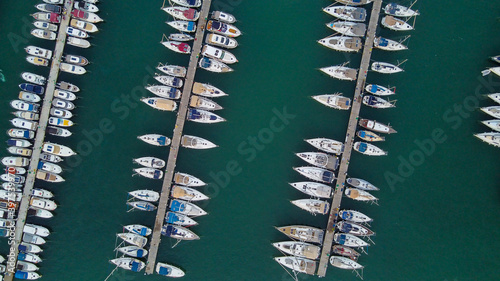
[172,78,181,86]
[138,227,148,236]
[187,21,195,31]
[188,109,201,120]
[15,271,28,279]
[23,130,31,138]
[167,87,177,98]
[358,143,368,153]
[366,95,377,105]
[187,0,196,5]
[336,234,347,245]
[340,222,353,233]
[18,244,28,252]
[170,200,185,212]
[18,252,26,261]
[6,140,16,146]
[147,99,155,105]
[161,225,177,237]
[200,57,211,68]
[131,261,141,272]
[358,131,366,138]
[210,115,217,120]
[378,37,388,47]
[341,211,353,220]
[136,249,145,258]
[37,161,45,169]
[322,171,334,182]
[159,265,171,275]
[165,212,179,224]
[157,136,167,146]
[153,170,161,179]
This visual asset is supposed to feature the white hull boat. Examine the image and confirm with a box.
[11,118,38,130]
[337,220,375,236]
[67,37,91,48]
[384,3,420,17]
[48,117,74,127]
[295,152,339,170]
[480,106,500,119]
[326,21,366,37]
[345,188,378,202]
[481,120,500,132]
[274,257,316,275]
[146,85,182,99]
[165,212,198,226]
[37,161,63,174]
[354,141,387,156]
[334,233,369,248]
[18,92,41,103]
[31,28,56,40]
[162,7,199,21]
[382,16,413,31]
[288,182,332,198]
[168,33,194,42]
[202,45,238,64]
[320,65,357,80]
[71,9,103,23]
[156,262,185,277]
[372,61,403,74]
[211,11,236,23]
[6,138,31,148]
[10,100,40,112]
[31,188,54,199]
[161,224,200,240]
[128,190,160,202]
[171,185,209,201]
[169,199,207,217]
[124,224,152,237]
[305,138,344,155]
[66,26,89,38]
[474,132,500,147]
[47,126,72,137]
[133,157,165,168]
[318,36,362,52]
[162,40,191,54]
[347,178,379,191]
[42,142,76,157]
[174,172,206,186]
[291,199,329,215]
[2,157,29,167]
[189,95,223,110]
[133,168,163,180]
[199,57,233,73]
[272,241,320,259]
[336,0,372,5]
[487,93,500,104]
[33,20,58,32]
[13,111,40,121]
[192,82,228,97]
[171,0,201,8]
[187,108,225,123]
[127,201,157,212]
[363,95,396,108]
[28,207,53,219]
[137,134,171,146]
[70,19,98,33]
[7,146,32,157]
[36,170,64,182]
[14,271,42,280]
[50,108,73,118]
[339,209,373,224]
[75,1,99,13]
[7,129,35,140]
[117,246,148,258]
[23,233,46,245]
[154,75,183,88]
[141,97,178,111]
[359,118,396,134]
[157,63,187,77]
[330,256,364,270]
[110,257,145,272]
[40,153,63,163]
[24,224,50,237]
[60,63,86,75]
[294,166,335,183]
[181,135,218,149]
[207,20,241,37]
[117,233,148,248]
[365,84,395,96]
[374,36,408,51]
[323,6,367,22]
[21,72,46,85]
[206,33,238,49]
[167,20,196,33]
[312,94,351,110]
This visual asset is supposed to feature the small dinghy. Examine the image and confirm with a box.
[169,199,207,216]
[356,130,385,142]
[117,245,148,258]
[192,82,228,97]
[156,262,185,278]
[128,190,160,202]
[133,157,165,168]
[127,201,157,212]
[174,172,206,186]
[140,97,177,112]
[124,224,152,237]
[171,185,209,201]
[137,134,171,146]
[181,135,218,149]
[165,211,198,226]
[187,108,226,123]
[161,224,199,240]
[109,257,145,272]
[189,95,223,110]
[117,233,147,248]
[133,168,163,180]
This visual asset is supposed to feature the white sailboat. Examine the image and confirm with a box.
[288,182,332,198]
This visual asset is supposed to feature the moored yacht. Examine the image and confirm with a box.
[37,161,63,174]
[192,82,227,97]
[347,177,379,191]
[140,97,178,111]
[70,19,98,33]
[146,85,182,99]
[181,135,218,149]
[289,182,332,198]
[54,89,77,100]
[384,3,420,17]
[52,98,76,110]
[293,166,335,183]
[67,37,91,48]
[365,84,394,96]
[64,54,89,66]
[162,6,199,21]
[323,6,367,22]
[480,106,500,119]
[124,224,152,237]
[337,0,372,5]
[1,157,29,167]
[339,209,373,224]
[156,262,185,278]
[206,33,238,49]
[42,142,76,157]
[71,9,103,23]
[305,138,344,155]
[359,118,396,134]
[318,36,362,52]
[272,241,320,260]
[381,16,413,31]
[198,57,233,73]
[7,129,35,140]
[117,233,147,248]
[357,130,385,142]
[336,220,375,236]
[291,199,330,215]
[127,192,159,206]
[345,188,378,202]
[75,0,99,13]
[374,36,408,51]
[66,26,88,38]
[189,95,223,110]
[206,20,241,37]
[275,225,324,244]
[187,108,226,123]
[274,257,316,275]
[133,168,163,180]
[330,256,364,270]
[116,246,148,258]
[133,157,165,169]
[474,132,500,147]
[154,74,183,88]
[110,257,145,272]
[332,245,361,261]
[334,233,369,248]
[169,33,190,42]
[371,61,403,74]
[363,95,396,108]
[167,20,196,33]
[60,63,86,75]
[127,201,157,212]
[33,20,58,32]
[174,172,206,186]
[31,11,61,23]
[171,185,210,201]
[157,63,187,77]
[202,45,238,64]
[137,134,171,146]
[26,56,49,67]
[295,152,339,170]
[21,72,46,85]
[165,212,198,227]
[481,120,500,132]
[169,199,207,216]
[211,11,236,23]
[13,111,39,121]
[30,28,56,40]
[320,64,357,80]
[161,224,199,240]
[326,21,366,37]
[171,0,201,8]
[35,170,64,182]
[162,40,191,54]
[10,100,40,112]
[487,93,500,104]
[312,94,351,110]
[354,141,387,156]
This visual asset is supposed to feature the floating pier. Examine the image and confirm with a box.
[144,0,213,275]
[316,0,383,277]
[3,1,74,280]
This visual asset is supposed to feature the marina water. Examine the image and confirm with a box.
[0,0,499,280]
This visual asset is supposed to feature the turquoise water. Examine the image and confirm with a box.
[1,0,500,280]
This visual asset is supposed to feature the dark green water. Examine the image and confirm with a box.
[1,0,500,280]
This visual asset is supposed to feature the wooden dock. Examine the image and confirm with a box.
[144,0,212,274]
[3,1,73,280]
[316,0,383,277]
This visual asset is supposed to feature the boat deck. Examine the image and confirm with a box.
[316,0,383,277]
[144,0,212,275]
[4,1,74,281]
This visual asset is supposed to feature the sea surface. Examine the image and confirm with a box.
[0,0,499,280]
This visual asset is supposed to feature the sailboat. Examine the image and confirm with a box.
[288,182,332,198]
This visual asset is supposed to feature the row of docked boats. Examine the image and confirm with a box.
[477,56,500,147]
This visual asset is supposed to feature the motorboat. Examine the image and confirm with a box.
[42,142,76,157]
[357,130,385,142]
[275,225,324,244]
[345,188,378,202]
[336,221,374,236]
[64,54,89,66]
[27,207,53,219]
[133,157,165,168]
[162,40,191,54]
[60,63,86,75]
[156,262,185,278]
[66,26,89,38]
[18,92,41,103]
[365,84,394,96]
[480,106,500,119]
[384,3,419,17]
[288,182,332,198]
[133,168,163,179]
[33,20,58,32]
[295,152,339,170]
[37,160,63,174]
[332,245,361,261]
[14,271,41,280]
[67,37,91,48]
[181,135,218,149]
[161,224,199,240]
[189,95,223,110]
[474,132,500,147]
[36,170,64,182]
[157,63,187,77]
[26,56,49,67]
[363,95,396,108]
[174,172,206,186]
[162,7,199,21]
[23,224,50,237]
[21,72,46,85]
[31,28,56,40]
[35,3,62,14]
[339,209,373,224]
[127,201,157,212]
[211,11,236,23]
[291,199,329,215]
[171,185,209,201]
[320,64,357,80]
[165,212,198,226]
[31,188,54,198]
[128,190,160,202]
[0,218,15,227]
[347,178,378,191]
[187,109,226,123]
[7,147,32,157]
[168,33,194,42]
[110,257,145,272]
[54,89,77,100]
[19,242,43,254]
[23,233,46,246]
[169,199,207,216]
[334,233,369,248]
[323,6,366,22]
[124,224,152,237]
[202,45,238,64]
[337,0,372,5]
[272,241,320,259]
[13,111,39,121]
[330,256,364,270]
[192,82,228,97]
[381,16,413,31]
[371,61,403,74]
[31,11,60,23]
[205,33,238,49]
[359,118,396,134]
[154,75,183,88]
[2,157,29,167]
[7,129,35,140]
[374,36,408,51]
[0,175,25,186]
[274,257,316,275]
[326,21,366,37]
[47,126,72,137]
[206,20,241,37]
[312,94,351,110]
[20,83,44,95]
[171,0,201,8]
[140,97,177,111]
[10,100,40,112]
[305,138,344,155]
[71,9,103,23]
[137,134,171,146]
[167,20,196,33]
[318,36,362,52]
[117,233,147,248]
[199,57,233,73]
[70,19,98,33]
[40,153,63,163]
[6,139,31,148]
[146,85,182,99]
[117,246,148,258]
[487,93,500,104]
[481,120,500,132]
[17,252,42,264]
[74,1,99,13]
[354,141,387,156]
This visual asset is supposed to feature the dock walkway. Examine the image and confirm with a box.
[316,0,383,277]
[144,0,212,274]
[4,1,73,280]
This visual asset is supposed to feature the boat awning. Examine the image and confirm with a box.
[341,211,353,220]
[131,261,141,272]
[358,143,368,152]
[170,200,185,212]
[165,212,180,224]
[336,234,346,245]
[49,12,60,23]
[188,109,201,119]
[15,271,28,279]
[159,266,171,275]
